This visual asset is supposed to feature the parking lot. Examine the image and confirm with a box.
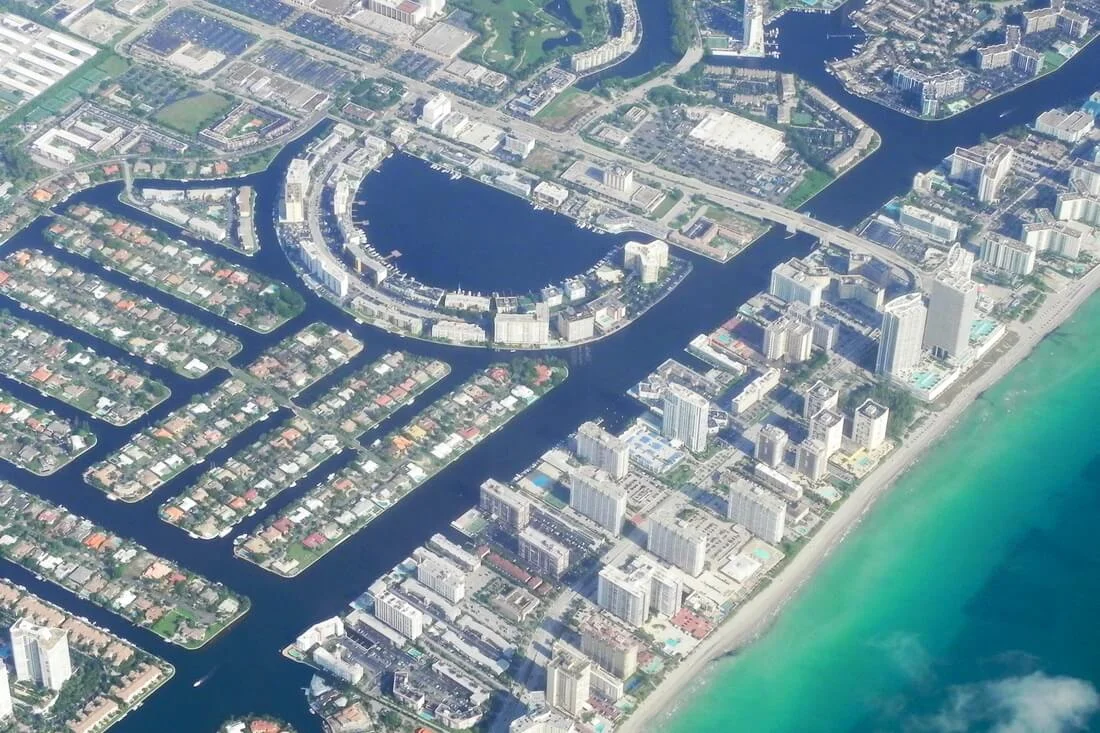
[252,41,354,91]
[206,0,297,26]
[140,9,256,56]
[389,51,442,81]
[288,13,389,61]
[620,108,806,205]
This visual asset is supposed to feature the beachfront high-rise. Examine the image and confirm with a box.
[575,421,630,479]
[809,408,845,459]
[853,399,890,451]
[796,439,828,482]
[803,380,839,419]
[546,644,591,717]
[647,513,707,577]
[10,618,71,691]
[924,268,977,361]
[662,383,709,453]
[727,479,787,544]
[597,565,652,627]
[581,615,641,679]
[876,293,927,376]
[755,424,789,468]
[568,466,627,535]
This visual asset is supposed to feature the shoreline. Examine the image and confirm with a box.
[619,260,1100,732]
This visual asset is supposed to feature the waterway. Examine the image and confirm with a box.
[0,5,1096,733]
[355,153,633,294]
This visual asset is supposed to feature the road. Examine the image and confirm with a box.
[177,0,917,283]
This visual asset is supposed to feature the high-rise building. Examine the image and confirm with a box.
[596,565,652,627]
[853,399,890,451]
[762,317,789,361]
[754,424,789,468]
[494,310,550,346]
[373,592,425,640]
[809,408,844,458]
[1034,109,1094,144]
[416,553,466,604]
[742,0,765,56]
[282,158,310,224]
[580,616,641,679]
[769,258,830,307]
[803,380,839,419]
[726,479,787,543]
[950,144,1013,203]
[979,234,1037,276]
[546,644,591,717]
[796,439,828,481]
[418,93,452,127]
[0,663,12,721]
[646,564,683,617]
[875,293,927,376]
[602,165,635,193]
[518,526,571,577]
[662,383,709,453]
[479,478,531,531]
[623,239,669,284]
[925,268,977,361]
[568,466,627,535]
[647,513,707,577]
[10,619,72,691]
[786,322,814,363]
[575,422,630,479]
[898,205,960,242]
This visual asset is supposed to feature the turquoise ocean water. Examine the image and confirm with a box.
[665,294,1100,733]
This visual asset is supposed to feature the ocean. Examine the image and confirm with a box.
[663,295,1100,733]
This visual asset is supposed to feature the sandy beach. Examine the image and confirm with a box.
[619,263,1100,733]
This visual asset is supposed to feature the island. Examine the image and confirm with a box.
[0,313,169,427]
[84,322,364,502]
[0,482,249,649]
[235,357,568,577]
[0,388,96,477]
[0,250,243,378]
[0,578,174,733]
[47,205,304,333]
[159,351,450,539]
[828,0,1098,118]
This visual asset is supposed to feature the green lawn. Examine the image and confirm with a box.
[151,608,191,639]
[784,169,834,208]
[455,0,605,76]
[534,86,596,122]
[1043,50,1067,70]
[154,93,235,135]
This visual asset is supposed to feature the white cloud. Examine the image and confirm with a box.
[923,672,1099,733]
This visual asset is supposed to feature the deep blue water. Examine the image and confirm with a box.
[0,6,1095,733]
[355,153,629,294]
[575,0,679,87]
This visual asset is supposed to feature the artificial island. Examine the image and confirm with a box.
[0,0,1094,730]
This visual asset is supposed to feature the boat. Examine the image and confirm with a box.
[193,668,217,688]
[999,109,1013,118]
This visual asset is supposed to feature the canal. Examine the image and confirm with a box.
[0,6,1097,732]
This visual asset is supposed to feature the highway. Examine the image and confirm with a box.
[181,0,921,287]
